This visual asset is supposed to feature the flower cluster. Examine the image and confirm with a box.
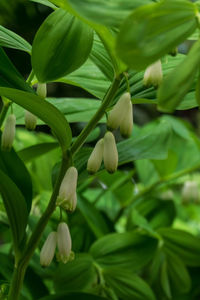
[40,222,73,267]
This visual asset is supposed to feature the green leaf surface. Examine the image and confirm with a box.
[0,88,72,152]
[104,267,156,300]
[78,196,110,238]
[39,293,107,300]
[158,228,200,266]
[0,25,31,53]
[32,8,93,82]
[158,40,200,112]
[29,0,57,9]
[0,169,28,250]
[0,47,33,91]
[90,231,158,271]
[53,254,96,293]
[116,0,198,70]
[18,142,59,163]
[0,135,32,212]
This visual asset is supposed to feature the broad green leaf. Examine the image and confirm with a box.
[78,195,110,238]
[18,142,58,162]
[32,8,93,82]
[0,88,72,152]
[53,254,96,293]
[0,25,31,53]
[54,0,152,27]
[0,47,33,91]
[0,135,32,212]
[166,252,191,294]
[116,0,198,70]
[39,293,107,300]
[158,40,200,112]
[104,267,156,300]
[29,0,57,9]
[90,231,158,271]
[0,170,28,250]
[158,228,200,266]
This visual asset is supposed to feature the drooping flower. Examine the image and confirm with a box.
[57,222,72,264]
[40,231,57,267]
[56,167,78,212]
[87,138,104,174]
[143,60,163,87]
[37,83,47,98]
[120,100,133,138]
[107,92,131,130]
[25,110,37,130]
[1,114,16,151]
[103,131,118,173]
[182,181,199,203]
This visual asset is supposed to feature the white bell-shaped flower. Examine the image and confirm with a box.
[103,131,118,173]
[1,114,16,151]
[87,138,104,174]
[57,222,72,264]
[120,100,133,138]
[40,231,57,267]
[25,110,37,130]
[143,60,163,87]
[37,83,47,98]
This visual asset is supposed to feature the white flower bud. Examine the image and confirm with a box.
[182,181,199,203]
[25,110,37,130]
[59,192,77,212]
[56,167,78,211]
[120,100,133,138]
[40,231,57,267]
[143,60,163,87]
[1,114,16,151]
[57,222,72,264]
[107,93,131,130]
[37,83,47,98]
[103,131,118,173]
[87,138,104,174]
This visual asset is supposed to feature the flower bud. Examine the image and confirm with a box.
[143,60,163,87]
[56,167,78,211]
[25,110,37,130]
[182,181,199,203]
[1,114,16,151]
[120,100,133,138]
[40,231,57,267]
[107,93,131,130]
[57,222,72,264]
[37,83,47,98]
[103,131,118,173]
[87,138,104,174]
[59,192,77,212]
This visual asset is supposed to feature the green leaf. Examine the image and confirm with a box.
[29,0,57,9]
[0,169,28,250]
[90,231,158,271]
[0,25,31,53]
[57,0,152,27]
[116,0,198,70]
[158,40,200,112]
[104,267,156,300]
[0,136,32,212]
[32,8,93,82]
[0,47,33,91]
[53,254,96,293]
[78,196,110,238]
[158,228,200,266]
[160,260,172,299]
[18,142,59,163]
[0,88,72,152]
[38,293,107,300]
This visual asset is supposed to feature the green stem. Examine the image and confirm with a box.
[8,153,70,300]
[26,70,35,85]
[70,74,123,155]
[7,74,123,299]
[0,98,11,128]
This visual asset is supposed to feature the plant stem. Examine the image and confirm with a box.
[7,74,123,299]
[7,152,70,300]
[70,74,123,155]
